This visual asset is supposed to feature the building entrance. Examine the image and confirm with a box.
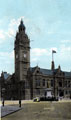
[59,90,64,97]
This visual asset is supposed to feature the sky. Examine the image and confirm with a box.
[0,0,71,75]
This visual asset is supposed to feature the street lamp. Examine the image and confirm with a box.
[2,88,5,107]
[19,82,21,108]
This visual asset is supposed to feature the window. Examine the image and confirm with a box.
[36,89,40,95]
[36,79,40,86]
[43,79,45,86]
[47,81,48,88]
[25,81,29,88]
[51,80,53,87]
[65,91,68,94]
[21,28,22,31]
[37,70,39,73]
[59,81,62,87]
[65,81,67,87]
[68,81,70,87]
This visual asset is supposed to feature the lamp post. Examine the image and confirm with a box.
[19,82,21,108]
[2,88,5,107]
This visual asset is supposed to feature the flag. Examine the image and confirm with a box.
[52,50,56,53]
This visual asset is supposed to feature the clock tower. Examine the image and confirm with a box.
[14,20,30,82]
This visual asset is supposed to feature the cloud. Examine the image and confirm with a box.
[0,30,5,39]
[0,16,30,40]
[58,45,71,61]
[31,47,57,58]
[31,48,48,63]
[6,18,20,38]
[0,16,31,46]
[31,58,39,62]
[0,50,14,60]
[6,16,30,38]
[47,31,54,34]
[6,28,15,38]
[61,40,71,44]
[29,25,42,37]
[60,45,71,54]
[31,48,48,56]
[31,47,58,64]
[9,50,14,59]
[0,50,14,75]
[0,30,6,44]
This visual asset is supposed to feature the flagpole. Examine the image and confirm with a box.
[52,51,53,61]
[52,50,56,61]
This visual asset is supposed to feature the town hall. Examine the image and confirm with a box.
[1,20,71,100]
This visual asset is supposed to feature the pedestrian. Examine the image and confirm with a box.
[19,99,21,107]
[2,99,4,107]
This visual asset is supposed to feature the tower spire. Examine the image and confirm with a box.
[20,18,23,24]
[18,19,25,32]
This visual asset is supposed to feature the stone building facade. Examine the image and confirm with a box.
[1,20,71,100]
[28,66,71,99]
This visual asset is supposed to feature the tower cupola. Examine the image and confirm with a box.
[18,19,25,32]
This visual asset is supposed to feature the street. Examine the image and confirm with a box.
[1,100,71,120]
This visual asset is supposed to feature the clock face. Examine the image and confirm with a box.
[24,53,26,58]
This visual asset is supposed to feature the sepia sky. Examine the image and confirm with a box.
[0,0,71,74]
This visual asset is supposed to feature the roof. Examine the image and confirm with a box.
[30,67,71,77]
[30,67,37,72]
[40,68,53,75]
[3,72,10,80]
[64,71,71,77]
[30,67,53,75]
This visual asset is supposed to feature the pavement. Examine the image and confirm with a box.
[0,100,33,118]
[0,100,71,120]
[1,105,22,117]
[1,101,71,120]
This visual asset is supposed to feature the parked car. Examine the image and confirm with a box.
[33,96,58,102]
[33,97,40,102]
